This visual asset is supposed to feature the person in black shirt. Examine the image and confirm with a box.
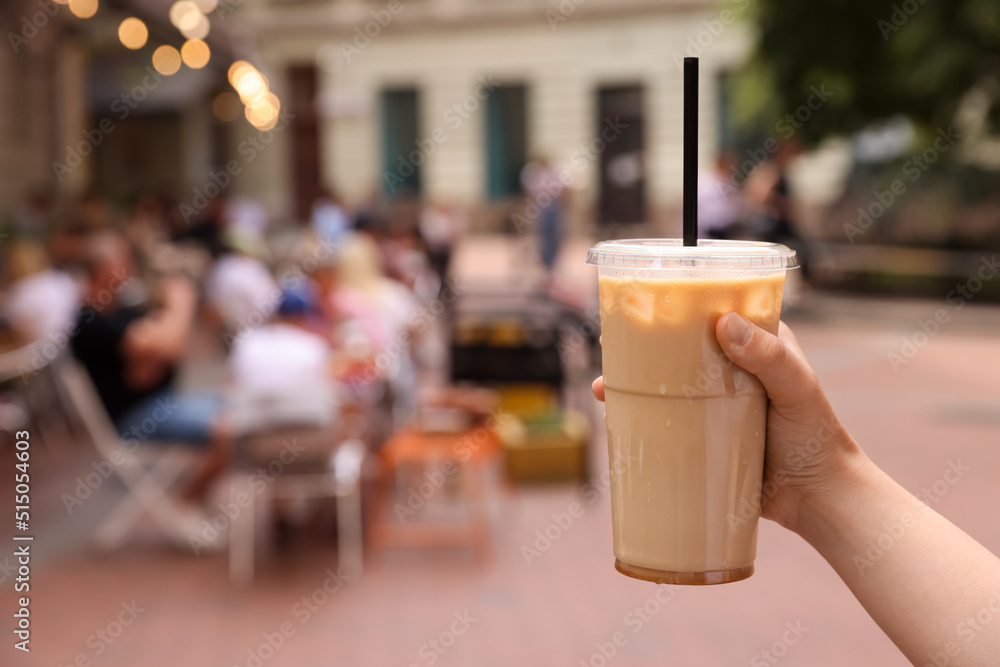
[70,233,228,502]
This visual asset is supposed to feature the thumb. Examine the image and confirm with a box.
[716,312,816,407]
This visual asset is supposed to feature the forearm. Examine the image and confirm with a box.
[794,449,1000,665]
[123,293,196,364]
[155,299,196,355]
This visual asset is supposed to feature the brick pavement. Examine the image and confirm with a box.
[2,238,999,667]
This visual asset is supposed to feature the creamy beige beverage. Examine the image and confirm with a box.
[587,240,795,585]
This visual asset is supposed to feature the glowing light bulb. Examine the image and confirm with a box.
[152,45,182,76]
[118,18,148,50]
[181,39,210,69]
[69,0,98,19]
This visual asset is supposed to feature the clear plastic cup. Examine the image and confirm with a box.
[587,239,798,585]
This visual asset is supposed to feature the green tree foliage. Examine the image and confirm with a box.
[739,0,1000,146]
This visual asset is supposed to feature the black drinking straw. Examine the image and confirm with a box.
[682,57,699,247]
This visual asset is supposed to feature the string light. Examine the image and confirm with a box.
[118,18,148,50]
[236,71,267,101]
[68,0,98,19]
[102,0,286,137]
[169,1,200,29]
[181,39,211,69]
[245,94,280,131]
[152,45,182,76]
[179,13,210,40]
[227,60,283,130]
[228,61,252,86]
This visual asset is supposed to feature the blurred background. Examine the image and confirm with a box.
[0,0,998,665]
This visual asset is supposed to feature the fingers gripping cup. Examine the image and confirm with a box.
[587,239,797,585]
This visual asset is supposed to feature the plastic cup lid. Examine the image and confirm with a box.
[586,239,798,271]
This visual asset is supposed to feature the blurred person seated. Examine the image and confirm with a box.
[741,142,811,280]
[12,189,54,237]
[2,239,80,344]
[123,192,171,253]
[49,193,117,266]
[76,191,116,232]
[228,289,337,438]
[332,233,421,422]
[174,194,226,258]
[334,233,420,358]
[205,228,278,336]
[224,196,269,239]
[381,225,440,302]
[310,189,351,244]
[70,233,228,503]
[280,233,341,339]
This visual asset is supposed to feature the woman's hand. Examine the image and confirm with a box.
[593,313,863,533]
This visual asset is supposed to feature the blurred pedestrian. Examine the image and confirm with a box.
[419,199,466,280]
[520,156,566,273]
[699,152,742,239]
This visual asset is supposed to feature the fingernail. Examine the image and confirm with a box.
[727,313,752,346]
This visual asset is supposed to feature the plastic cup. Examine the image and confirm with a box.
[586,239,798,585]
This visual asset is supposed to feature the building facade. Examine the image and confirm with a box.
[239,0,752,233]
[0,0,764,236]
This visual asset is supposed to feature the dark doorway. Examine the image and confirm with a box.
[381,88,421,198]
[485,84,527,199]
[597,85,645,225]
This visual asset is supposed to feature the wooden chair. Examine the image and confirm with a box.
[369,422,501,558]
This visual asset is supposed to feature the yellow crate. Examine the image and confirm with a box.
[495,383,557,419]
[502,410,589,483]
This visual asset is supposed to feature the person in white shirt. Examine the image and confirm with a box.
[3,239,80,343]
[205,230,278,335]
[227,289,337,437]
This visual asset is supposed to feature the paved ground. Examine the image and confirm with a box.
[2,237,999,666]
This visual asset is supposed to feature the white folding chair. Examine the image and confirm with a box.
[51,358,202,550]
[0,342,68,450]
[228,431,366,587]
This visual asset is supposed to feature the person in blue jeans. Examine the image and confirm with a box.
[70,233,228,503]
[593,314,1000,665]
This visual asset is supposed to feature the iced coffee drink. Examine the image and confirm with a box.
[587,239,796,585]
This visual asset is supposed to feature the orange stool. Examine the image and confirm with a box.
[370,424,500,558]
